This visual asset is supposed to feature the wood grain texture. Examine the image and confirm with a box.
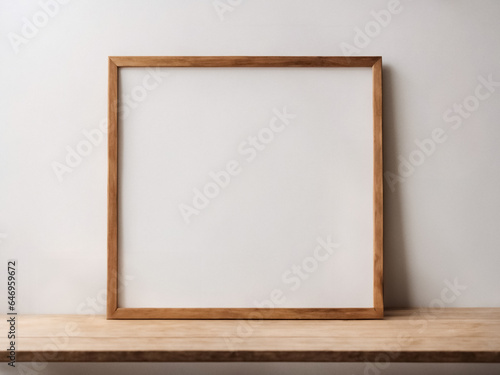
[372,57,384,314]
[1,309,499,362]
[109,308,381,320]
[107,57,118,318]
[107,56,384,320]
[109,56,381,68]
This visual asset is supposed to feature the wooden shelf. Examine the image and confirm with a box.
[1,308,499,362]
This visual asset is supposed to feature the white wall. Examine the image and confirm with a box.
[1,0,499,373]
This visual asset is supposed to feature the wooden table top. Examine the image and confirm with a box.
[1,308,499,362]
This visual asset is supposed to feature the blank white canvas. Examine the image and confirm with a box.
[117,66,374,308]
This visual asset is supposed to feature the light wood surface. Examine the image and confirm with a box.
[107,57,118,318]
[107,56,384,320]
[1,309,499,362]
[372,57,384,314]
[110,307,380,320]
[109,56,381,67]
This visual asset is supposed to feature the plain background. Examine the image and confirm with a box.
[0,0,499,373]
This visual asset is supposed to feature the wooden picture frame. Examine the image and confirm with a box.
[107,56,383,320]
